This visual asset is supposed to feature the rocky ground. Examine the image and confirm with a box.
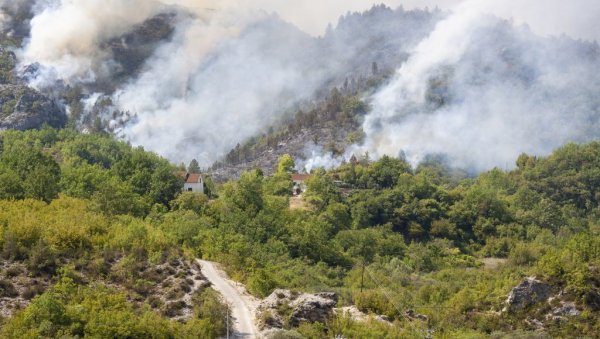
[0,258,210,321]
[253,276,588,338]
[0,262,50,318]
[503,276,583,331]
[3,257,587,337]
[131,258,210,321]
[257,289,338,331]
[209,123,360,181]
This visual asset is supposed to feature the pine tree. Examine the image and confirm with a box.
[188,159,200,173]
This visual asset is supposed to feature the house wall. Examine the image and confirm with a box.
[183,182,204,194]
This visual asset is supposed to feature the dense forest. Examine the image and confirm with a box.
[0,127,598,338]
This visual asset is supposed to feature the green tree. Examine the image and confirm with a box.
[276,154,295,175]
[170,191,209,215]
[0,140,60,202]
[304,169,341,211]
[188,158,201,173]
[0,166,24,199]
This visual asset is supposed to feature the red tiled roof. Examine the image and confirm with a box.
[292,174,311,181]
[185,173,202,184]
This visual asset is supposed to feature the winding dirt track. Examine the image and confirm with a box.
[196,259,259,338]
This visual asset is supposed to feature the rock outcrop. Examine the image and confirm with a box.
[334,305,392,324]
[545,301,581,324]
[0,84,66,130]
[503,277,584,330]
[504,277,553,312]
[257,289,338,330]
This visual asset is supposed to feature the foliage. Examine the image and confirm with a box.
[188,158,200,173]
[0,275,223,338]
[1,128,600,337]
[0,128,182,213]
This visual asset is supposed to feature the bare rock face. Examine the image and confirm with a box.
[288,292,338,327]
[504,277,553,312]
[545,301,581,323]
[257,289,338,330]
[0,85,66,130]
[551,301,580,317]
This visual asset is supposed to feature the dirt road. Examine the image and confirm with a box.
[197,259,259,338]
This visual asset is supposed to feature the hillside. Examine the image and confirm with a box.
[208,87,371,181]
[0,128,599,337]
[0,4,444,165]
[209,14,600,180]
[0,1,599,338]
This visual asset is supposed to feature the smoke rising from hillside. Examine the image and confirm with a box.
[113,9,323,163]
[356,0,600,171]
[3,0,600,170]
[7,0,321,163]
[16,0,230,85]
[9,0,441,165]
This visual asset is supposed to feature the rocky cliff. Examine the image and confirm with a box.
[0,85,66,131]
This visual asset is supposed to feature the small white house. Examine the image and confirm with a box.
[183,173,204,194]
[292,173,311,195]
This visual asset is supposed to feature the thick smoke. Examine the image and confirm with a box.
[8,0,313,163]
[113,5,441,164]
[354,0,600,171]
[0,0,35,38]
[10,0,436,165]
[19,0,170,85]
[113,10,322,163]
[10,0,441,165]
[6,0,600,171]
[14,0,249,87]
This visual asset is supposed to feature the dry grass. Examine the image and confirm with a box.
[481,258,508,270]
[289,196,310,211]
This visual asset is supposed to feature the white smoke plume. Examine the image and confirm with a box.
[353,0,600,172]
[12,0,436,165]
[19,0,169,85]
[112,8,320,163]
[111,4,442,164]
[5,0,600,171]
[298,144,345,173]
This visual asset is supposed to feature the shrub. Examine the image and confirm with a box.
[248,269,277,298]
[0,279,18,297]
[26,239,57,276]
[21,282,46,300]
[162,300,187,317]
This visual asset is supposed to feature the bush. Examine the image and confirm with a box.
[21,282,46,300]
[0,279,18,297]
[26,239,57,276]
[248,269,277,298]
[162,300,187,317]
[193,288,228,331]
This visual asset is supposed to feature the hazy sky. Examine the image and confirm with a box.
[260,0,458,35]
[265,0,599,41]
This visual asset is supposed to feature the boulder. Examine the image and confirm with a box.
[504,277,553,312]
[552,301,581,317]
[545,301,581,323]
[288,293,337,327]
[257,289,338,330]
